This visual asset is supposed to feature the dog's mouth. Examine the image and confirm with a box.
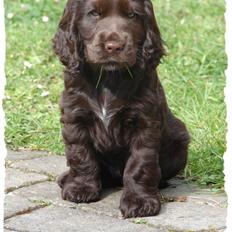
[102,61,124,71]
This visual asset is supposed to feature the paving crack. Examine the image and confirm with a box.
[4,227,30,232]
[5,154,50,165]
[4,203,50,220]
[5,179,52,194]
[6,165,56,181]
[130,219,226,232]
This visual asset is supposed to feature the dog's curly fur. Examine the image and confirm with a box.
[53,0,190,218]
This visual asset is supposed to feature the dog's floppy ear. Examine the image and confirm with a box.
[142,0,165,70]
[53,0,82,73]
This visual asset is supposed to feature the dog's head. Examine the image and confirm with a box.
[53,0,164,73]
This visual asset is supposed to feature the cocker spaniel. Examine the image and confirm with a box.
[53,0,190,218]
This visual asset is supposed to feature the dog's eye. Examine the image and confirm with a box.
[128,12,136,18]
[88,10,100,18]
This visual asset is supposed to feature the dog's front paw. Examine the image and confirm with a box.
[120,191,161,218]
[62,182,100,203]
[57,171,101,203]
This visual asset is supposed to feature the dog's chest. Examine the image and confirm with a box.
[95,88,120,128]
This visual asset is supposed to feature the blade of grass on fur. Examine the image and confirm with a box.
[96,66,103,89]
[126,66,133,79]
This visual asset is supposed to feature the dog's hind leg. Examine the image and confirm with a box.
[159,112,190,183]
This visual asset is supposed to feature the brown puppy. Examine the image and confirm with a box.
[53,0,190,218]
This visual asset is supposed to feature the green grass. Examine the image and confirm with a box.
[4,0,226,189]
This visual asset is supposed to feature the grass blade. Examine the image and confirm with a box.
[96,66,103,89]
[126,65,133,79]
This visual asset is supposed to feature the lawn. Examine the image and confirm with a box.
[4,0,226,189]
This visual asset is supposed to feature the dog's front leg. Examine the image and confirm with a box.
[58,124,101,203]
[58,143,101,203]
[120,136,161,218]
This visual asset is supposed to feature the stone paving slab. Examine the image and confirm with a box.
[8,181,76,208]
[80,188,123,218]
[9,155,67,177]
[5,168,48,193]
[4,150,227,232]
[4,206,165,232]
[4,193,37,220]
[6,149,49,161]
[139,201,226,231]
[161,178,227,207]
[4,177,227,231]
[10,181,122,217]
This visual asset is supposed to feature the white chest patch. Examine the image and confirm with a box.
[99,106,109,123]
[96,88,115,127]
[102,107,106,119]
